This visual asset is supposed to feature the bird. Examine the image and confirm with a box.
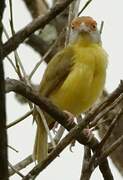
[33,16,108,162]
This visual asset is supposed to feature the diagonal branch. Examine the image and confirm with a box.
[9,155,33,176]
[99,134,123,161]
[7,109,33,129]
[97,109,123,150]
[23,118,88,179]
[5,78,118,179]
[22,0,48,18]
[2,0,75,58]
[82,109,123,180]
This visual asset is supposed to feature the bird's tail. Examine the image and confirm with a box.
[33,113,48,162]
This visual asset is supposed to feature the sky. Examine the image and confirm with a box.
[3,0,123,179]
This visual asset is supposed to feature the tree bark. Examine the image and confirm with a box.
[0,0,8,179]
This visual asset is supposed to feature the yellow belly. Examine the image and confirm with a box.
[50,44,107,115]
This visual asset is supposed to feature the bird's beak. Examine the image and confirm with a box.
[79,23,90,33]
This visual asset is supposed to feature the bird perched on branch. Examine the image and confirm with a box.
[33,16,108,162]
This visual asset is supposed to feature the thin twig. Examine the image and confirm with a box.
[91,118,111,131]
[9,1,33,109]
[88,81,123,126]
[3,25,10,39]
[78,0,93,16]
[8,162,24,178]
[49,126,65,152]
[89,92,123,128]
[9,0,15,35]
[7,109,33,129]
[99,135,123,161]
[2,26,19,75]
[84,109,123,178]
[9,125,65,177]
[6,56,18,74]
[9,155,33,176]
[100,21,104,34]
[28,39,57,80]
[53,126,65,143]
[23,119,91,179]
[8,145,19,153]
[65,1,76,46]
[87,135,123,177]
[97,108,123,150]
[2,0,76,58]
[9,0,26,80]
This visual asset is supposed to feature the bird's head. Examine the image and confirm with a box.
[70,16,101,44]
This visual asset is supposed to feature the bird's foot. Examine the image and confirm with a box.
[83,128,92,137]
[63,110,75,126]
[69,128,92,151]
[69,139,76,152]
[83,128,93,142]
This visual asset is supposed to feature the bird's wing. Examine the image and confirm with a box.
[39,46,74,97]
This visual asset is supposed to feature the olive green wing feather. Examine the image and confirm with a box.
[39,46,74,97]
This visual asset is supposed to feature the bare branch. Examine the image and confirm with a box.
[78,0,93,16]
[8,162,24,178]
[7,109,33,129]
[9,155,33,176]
[80,147,92,180]
[89,80,123,127]
[84,109,123,180]
[2,0,75,58]
[0,1,8,179]
[5,78,115,179]
[23,119,87,179]
[89,94,123,128]
[100,135,123,161]
[22,0,48,18]
[97,109,123,150]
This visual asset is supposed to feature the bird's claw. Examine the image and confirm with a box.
[63,110,75,125]
[69,140,76,152]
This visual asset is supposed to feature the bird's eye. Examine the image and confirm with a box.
[71,25,75,30]
[92,24,96,29]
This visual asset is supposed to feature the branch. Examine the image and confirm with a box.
[9,155,33,176]
[90,94,123,128]
[80,146,92,180]
[23,118,88,179]
[9,126,64,177]
[7,109,33,129]
[83,109,123,179]
[98,92,123,175]
[22,0,48,18]
[97,109,123,150]
[99,134,123,161]
[8,162,24,178]
[89,80,123,127]
[5,78,116,179]
[2,0,75,58]
[0,0,9,179]
[88,134,123,177]
[78,0,93,16]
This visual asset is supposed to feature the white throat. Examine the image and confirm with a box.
[90,30,101,44]
[69,29,101,44]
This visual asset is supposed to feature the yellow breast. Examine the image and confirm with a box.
[50,44,108,115]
